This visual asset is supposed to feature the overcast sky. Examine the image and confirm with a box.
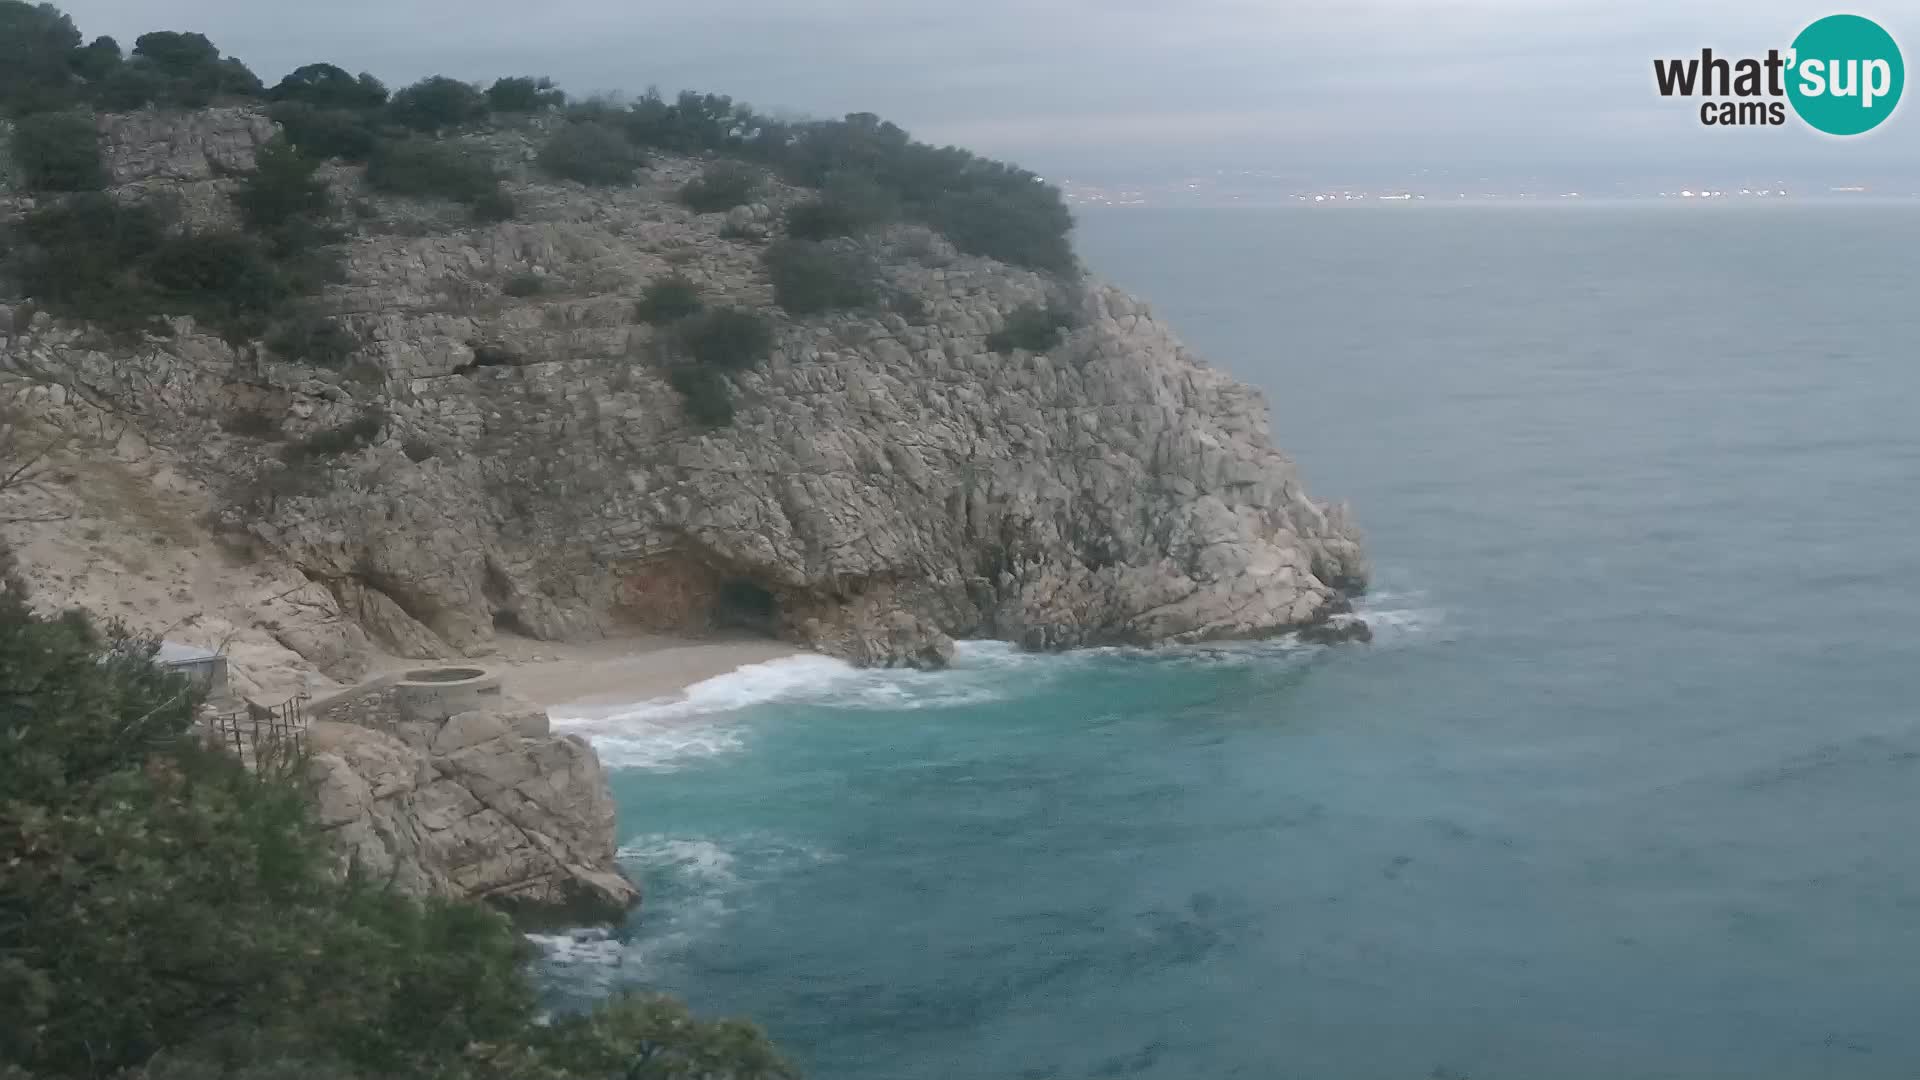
[49,0,1920,189]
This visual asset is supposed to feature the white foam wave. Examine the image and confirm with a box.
[557,590,1445,755]
[526,928,624,968]
[617,837,739,883]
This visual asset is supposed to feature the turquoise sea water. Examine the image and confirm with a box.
[540,205,1920,1079]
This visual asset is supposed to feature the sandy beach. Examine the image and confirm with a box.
[484,632,806,710]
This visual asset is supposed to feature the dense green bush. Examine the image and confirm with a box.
[388,75,487,133]
[91,62,164,110]
[623,89,752,155]
[264,309,357,367]
[10,108,103,191]
[67,33,121,82]
[220,407,282,439]
[467,342,521,369]
[0,1,82,114]
[129,30,263,106]
[668,364,735,427]
[0,588,796,1080]
[145,228,292,338]
[680,161,762,213]
[4,3,1078,275]
[362,136,512,223]
[468,184,515,224]
[267,102,384,163]
[4,194,164,326]
[3,189,336,339]
[634,273,702,324]
[501,272,545,297]
[763,239,877,315]
[233,137,332,235]
[364,139,499,203]
[485,75,564,113]
[268,63,387,110]
[537,121,645,186]
[783,171,899,240]
[678,307,773,372]
[986,300,1078,354]
[926,187,1077,276]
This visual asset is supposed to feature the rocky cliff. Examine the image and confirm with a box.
[0,108,1366,675]
[305,684,638,921]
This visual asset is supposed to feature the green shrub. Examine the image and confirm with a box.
[268,102,383,163]
[233,136,332,233]
[502,272,544,297]
[468,183,515,223]
[264,309,356,367]
[90,60,162,109]
[129,30,263,106]
[467,341,520,369]
[784,170,899,240]
[927,187,1077,275]
[763,238,877,315]
[219,407,281,439]
[68,34,122,84]
[678,307,773,372]
[0,1,82,115]
[537,121,644,186]
[986,300,1077,354]
[364,139,498,203]
[10,109,103,191]
[634,273,702,324]
[145,228,290,338]
[889,290,928,322]
[679,161,761,213]
[5,193,164,326]
[668,364,734,427]
[485,75,564,113]
[268,63,387,109]
[621,89,753,155]
[387,75,487,133]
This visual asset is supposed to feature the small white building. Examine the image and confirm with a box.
[157,641,229,700]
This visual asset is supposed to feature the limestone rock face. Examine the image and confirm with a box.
[1,107,1368,672]
[304,693,638,921]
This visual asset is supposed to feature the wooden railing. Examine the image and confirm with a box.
[205,693,309,771]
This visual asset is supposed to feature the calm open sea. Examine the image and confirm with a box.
[539,204,1920,1080]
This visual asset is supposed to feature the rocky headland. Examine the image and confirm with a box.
[1,101,1365,918]
[2,108,1366,674]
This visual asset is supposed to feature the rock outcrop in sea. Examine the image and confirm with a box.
[304,680,638,921]
[0,108,1367,675]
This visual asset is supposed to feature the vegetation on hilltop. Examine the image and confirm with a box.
[0,0,1075,271]
[0,549,798,1080]
[0,0,1077,428]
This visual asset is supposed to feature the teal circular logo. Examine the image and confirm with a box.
[1787,14,1904,135]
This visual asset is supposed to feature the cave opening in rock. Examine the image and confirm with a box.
[716,579,780,636]
[492,609,534,637]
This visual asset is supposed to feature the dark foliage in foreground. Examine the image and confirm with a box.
[0,554,799,1080]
